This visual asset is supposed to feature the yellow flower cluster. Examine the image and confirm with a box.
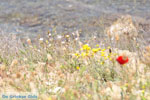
[81,52,89,57]
[80,44,91,51]
[73,45,117,66]
[74,53,80,58]
[74,44,101,58]
[92,48,101,54]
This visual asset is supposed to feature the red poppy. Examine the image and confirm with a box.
[116,55,129,65]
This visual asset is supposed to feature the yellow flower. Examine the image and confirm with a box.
[107,46,111,49]
[104,56,108,60]
[101,51,105,57]
[101,49,106,52]
[142,90,145,94]
[142,85,146,89]
[87,94,91,98]
[74,53,80,58]
[76,66,80,70]
[98,48,101,51]
[48,97,52,100]
[60,65,64,69]
[97,60,100,62]
[124,83,128,87]
[96,44,99,47]
[109,57,112,61]
[92,48,99,53]
[45,40,49,44]
[113,53,118,56]
[100,61,105,65]
[81,52,88,57]
[82,44,91,51]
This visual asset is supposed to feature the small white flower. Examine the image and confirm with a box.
[48,44,52,47]
[48,87,65,93]
[93,36,96,39]
[61,41,65,44]
[39,38,44,41]
[39,38,44,43]
[57,35,62,39]
[49,34,52,37]
[75,38,79,41]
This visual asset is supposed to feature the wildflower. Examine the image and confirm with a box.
[61,41,65,44]
[45,40,49,44]
[48,44,52,47]
[48,33,52,37]
[39,38,44,43]
[107,46,111,49]
[74,53,80,58]
[92,48,99,54]
[75,38,79,41]
[116,55,129,65]
[47,30,50,34]
[142,85,146,89]
[98,48,101,51]
[27,38,31,44]
[81,52,88,57]
[101,49,106,52]
[101,51,105,57]
[87,94,92,98]
[57,35,62,39]
[60,65,64,69]
[104,56,108,60]
[48,87,65,93]
[96,44,99,47]
[39,38,43,41]
[93,36,96,39]
[142,90,145,94]
[65,35,70,38]
[108,55,113,61]
[48,97,52,100]
[76,66,80,70]
[47,31,52,37]
[100,61,105,65]
[82,44,91,51]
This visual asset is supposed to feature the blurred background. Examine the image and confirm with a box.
[0,0,150,42]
